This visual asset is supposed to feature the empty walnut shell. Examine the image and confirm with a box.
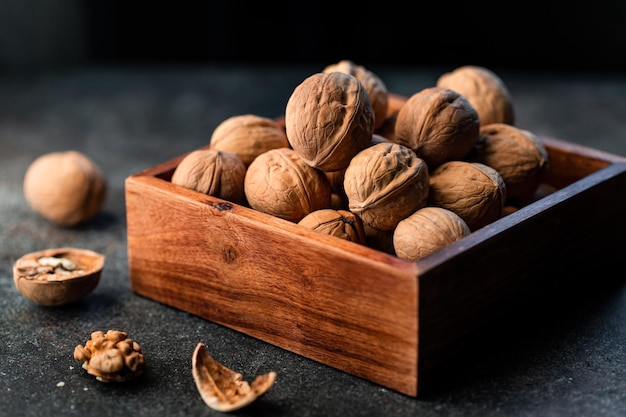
[285,71,374,172]
[395,87,480,168]
[244,148,332,223]
[344,142,429,232]
[209,114,290,167]
[192,342,277,412]
[428,161,507,231]
[298,208,366,244]
[465,123,549,204]
[436,65,515,126]
[393,206,471,261]
[74,330,145,383]
[171,148,247,206]
[323,59,389,131]
[13,247,105,306]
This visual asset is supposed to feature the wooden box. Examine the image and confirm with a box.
[125,94,626,397]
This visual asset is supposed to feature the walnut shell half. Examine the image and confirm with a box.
[13,247,105,306]
[192,342,276,412]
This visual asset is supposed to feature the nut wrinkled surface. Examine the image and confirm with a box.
[393,206,471,261]
[323,59,389,131]
[23,150,107,227]
[244,148,332,223]
[209,114,289,167]
[192,342,277,412]
[285,71,374,172]
[171,148,247,206]
[74,330,145,383]
[437,65,515,127]
[13,247,105,306]
[429,161,506,231]
[394,87,480,168]
[298,208,366,244]
[466,123,549,204]
[344,142,429,231]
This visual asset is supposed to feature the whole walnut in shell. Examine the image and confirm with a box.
[394,87,480,168]
[171,148,247,206]
[285,71,374,172]
[465,123,549,204]
[436,65,515,127]
[393,206,471,261]
[244,148,332,223]
[298,208,366,244]
[23,150,107,227]
[322,60,389,131]
[209,114,289,167]
[343,142,429,232]
[428,161,506,231]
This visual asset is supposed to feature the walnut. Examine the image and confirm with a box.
[298,208,366,244]
[13,247,105,306]
[23,150,107,227]
[171,148,247,206]
[394,87,480,168]
[465,123,549,205]
[285,71,374,172]
[244,148,332,223]
[74,330,145,382]
[436,65,515,127]
[192,343,276,412]
[393,206,471,261]
[322,59,389,131]
[428,161,507,231]
[209,114,289,167]
[343,142,429,232]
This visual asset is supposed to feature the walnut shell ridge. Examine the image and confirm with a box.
[285,71,374,172]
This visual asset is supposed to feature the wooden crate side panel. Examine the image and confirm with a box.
[414,163,626,390]
[125,175,420,396]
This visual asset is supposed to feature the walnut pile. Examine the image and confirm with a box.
[74,330,145,382]
[168,61,552,259]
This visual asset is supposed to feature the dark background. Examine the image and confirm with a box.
[1,0,625,74]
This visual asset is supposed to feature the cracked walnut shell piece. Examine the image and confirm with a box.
[192,342,277,412]
[74,330,145,382]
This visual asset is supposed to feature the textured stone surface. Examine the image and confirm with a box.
[1,66,625,417]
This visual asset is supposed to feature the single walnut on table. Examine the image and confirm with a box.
[74,330,145,383]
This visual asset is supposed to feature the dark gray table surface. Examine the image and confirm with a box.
[1,64,625,417]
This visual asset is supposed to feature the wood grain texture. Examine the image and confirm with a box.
[125,95,626,396]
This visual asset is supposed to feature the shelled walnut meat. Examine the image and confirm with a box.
[428,161,507,231]
[394,87,480,168]
[74,330,145,382]
[285,71,374,172]
[244,147,332,223]
[209,114,290,167]
[171,148,247,206]
[322,59,389,131]
[437,65,515,127]
[465,123,549,204]
[343,142,429,231]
